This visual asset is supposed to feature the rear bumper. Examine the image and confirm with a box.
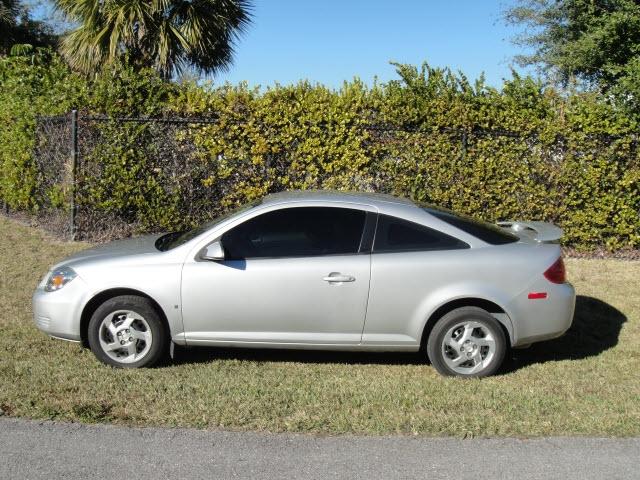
[32,277,89,342]
[508,281,576,347]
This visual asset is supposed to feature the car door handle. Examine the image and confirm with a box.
[322,273,355,283]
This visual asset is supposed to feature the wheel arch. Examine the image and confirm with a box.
[79,288,170,348]
[419,297,513,351]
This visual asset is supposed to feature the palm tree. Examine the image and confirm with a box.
[1,0,57,55]
[0,1,17,41]
[54,0,252,79]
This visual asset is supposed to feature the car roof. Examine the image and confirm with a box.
[261,190,417,208]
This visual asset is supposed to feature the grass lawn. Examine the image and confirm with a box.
[1,215,639,437]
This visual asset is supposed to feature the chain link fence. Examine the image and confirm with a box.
[34,112,228,240]
[28,110,639,246]
[32,113,74,236]
[31,111,472,241]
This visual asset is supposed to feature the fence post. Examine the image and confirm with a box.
[460,131,468,161]
[70,109,78,240]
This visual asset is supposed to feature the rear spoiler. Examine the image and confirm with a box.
[496,221,563,243]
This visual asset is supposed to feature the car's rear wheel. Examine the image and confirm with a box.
[87,295,168,368]
[427,306,506,378]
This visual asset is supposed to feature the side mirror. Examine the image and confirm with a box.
[201,241,225,261]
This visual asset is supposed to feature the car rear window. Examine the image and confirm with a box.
[425,208,519,245]
[373,214,469,253]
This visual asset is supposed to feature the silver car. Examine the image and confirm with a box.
[33,191,575,377]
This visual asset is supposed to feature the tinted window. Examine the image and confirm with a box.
[157,199,262,251]
[221,207,366,259]
[426,208,518,245]
[373,215,469,252]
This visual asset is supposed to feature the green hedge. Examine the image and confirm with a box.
[0,52,638,249]
[0,51,83,209]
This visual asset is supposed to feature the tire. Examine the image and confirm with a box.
[87,295,168,368]
[426,306,507,378]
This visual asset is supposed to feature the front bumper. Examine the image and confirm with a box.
[32,276,90,342]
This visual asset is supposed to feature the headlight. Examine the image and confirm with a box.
[45,267,77,292]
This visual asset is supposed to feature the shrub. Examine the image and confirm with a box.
[0,50,84,209]
[0,54,638,249]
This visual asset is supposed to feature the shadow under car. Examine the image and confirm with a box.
[169,295,626,373]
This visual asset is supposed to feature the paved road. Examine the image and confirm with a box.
[1,417,638,479]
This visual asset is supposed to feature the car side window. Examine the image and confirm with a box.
[221,207,367,259]
[373,214,469,253]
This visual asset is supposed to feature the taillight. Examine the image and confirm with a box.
[543,257,566,284]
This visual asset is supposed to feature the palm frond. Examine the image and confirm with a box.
[54,0,253,78]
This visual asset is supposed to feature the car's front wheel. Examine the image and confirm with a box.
[87,295,168,368]
[427,306,507,378]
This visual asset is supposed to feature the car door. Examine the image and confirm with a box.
[363,213,471,348]
[180,205,375,346]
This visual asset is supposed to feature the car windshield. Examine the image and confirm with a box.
[155,199,262,251]
[419,203,519,245]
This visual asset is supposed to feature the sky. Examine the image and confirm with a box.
[214,0,534,89]
[33,0,534,89]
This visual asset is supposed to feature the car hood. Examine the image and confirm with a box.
[56,233,164,268]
